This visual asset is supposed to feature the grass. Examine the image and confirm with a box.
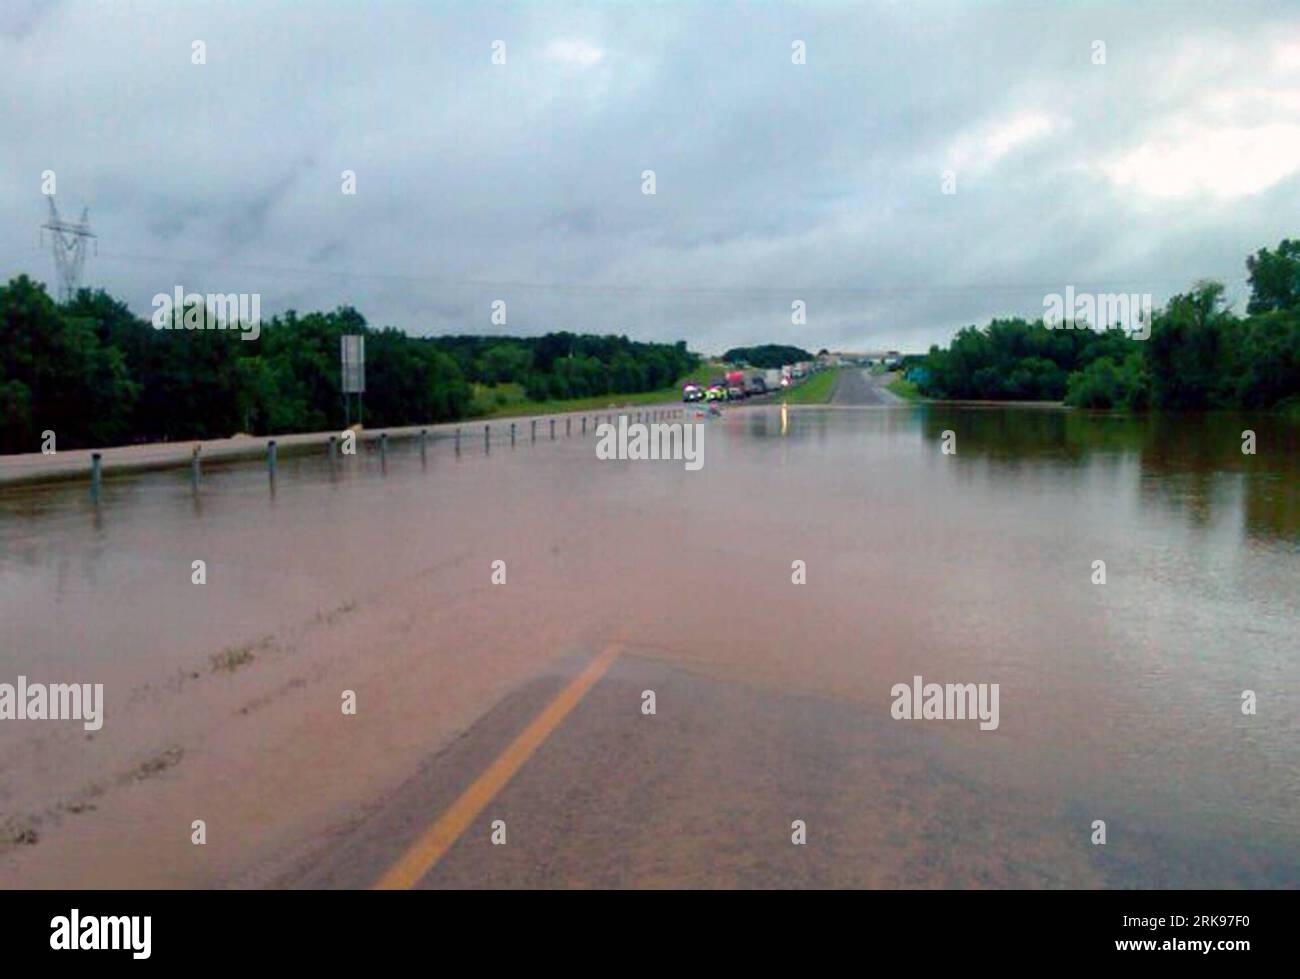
[468,361,726,419]
[132,746,184,781]
[208,637,269,676]
[779,368,839,404]
[885,374,924,401]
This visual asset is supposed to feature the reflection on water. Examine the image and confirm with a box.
[915,407,1300,543]
[1,404,1296,885]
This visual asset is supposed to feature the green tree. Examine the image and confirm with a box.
[1246,239,1300,314]
[1145,281,1229,410]
[1065,352,1148,409]
[0,276,136,452]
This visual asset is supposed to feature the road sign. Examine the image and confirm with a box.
[341,335,366,394]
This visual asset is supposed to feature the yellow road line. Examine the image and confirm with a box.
[373,644,621,890]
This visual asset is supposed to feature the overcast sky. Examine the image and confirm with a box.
[4,0,1300,354]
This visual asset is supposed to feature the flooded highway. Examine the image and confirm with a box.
[1,404,1297,887]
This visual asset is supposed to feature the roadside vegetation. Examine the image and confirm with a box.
[468,362,718,418]
[885,374,923,401]
[780,367,839,404]
[433,333,697,405]
[0,276,699,454]
[917,239,1300,411]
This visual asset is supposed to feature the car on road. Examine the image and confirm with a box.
[682,384,704,402]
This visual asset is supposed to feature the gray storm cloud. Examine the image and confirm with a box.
[3,0,1299,353]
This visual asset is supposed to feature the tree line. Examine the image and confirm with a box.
[917,240,1300,411]
[435,333,696,402]
[721,344,813,369]
[0,275,699,454]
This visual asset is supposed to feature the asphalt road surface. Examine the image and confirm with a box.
[290,646,1092,889]
[830,369,903,405]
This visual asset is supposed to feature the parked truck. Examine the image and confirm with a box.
[743,370,767,395]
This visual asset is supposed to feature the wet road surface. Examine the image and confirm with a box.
[830,369,902,405]
[293,648,1097,889]
[295,645,1290,889]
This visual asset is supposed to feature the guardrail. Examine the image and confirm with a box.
[6,407,689,500]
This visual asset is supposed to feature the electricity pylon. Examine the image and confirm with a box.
[41,197,96,302]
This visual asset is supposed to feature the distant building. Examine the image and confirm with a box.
[839,349,903,367]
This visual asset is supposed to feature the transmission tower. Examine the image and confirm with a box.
[41,197,97,301]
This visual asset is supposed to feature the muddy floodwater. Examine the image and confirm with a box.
[1,405,1297,887]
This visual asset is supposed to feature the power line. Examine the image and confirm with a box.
[83,246,1247,301]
